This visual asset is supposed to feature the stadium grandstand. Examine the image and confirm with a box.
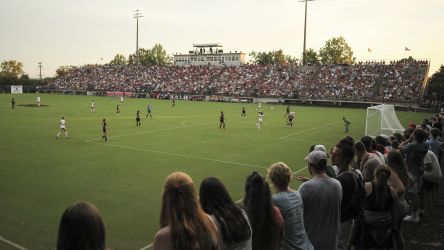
[49,58,429,104]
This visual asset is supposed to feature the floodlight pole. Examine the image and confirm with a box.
[133,9,143,64]
[299,0,314,65]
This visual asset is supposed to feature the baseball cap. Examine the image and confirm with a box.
[305,150,328,165]
[313,144,326,153]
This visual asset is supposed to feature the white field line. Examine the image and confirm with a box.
[139,243,153,250]
[138,166,308,250]
[89,142,267,170]
[83,121,214,142]
[0,236,28,250]
[279,121,341,140]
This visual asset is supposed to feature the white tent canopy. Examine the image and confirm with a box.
[365,104,405,137]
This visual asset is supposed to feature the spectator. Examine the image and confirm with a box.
[361,158,382,182]
[426,128,442,158]
[153,172,220,250]
[351,165,399,249]
[422,150,442,216]
[331,138,360,249]
[354,141,370,170]
[399,128,429,223]
[387,150,410,250]
[57,201,106,250]
[243,172,283,250]
[199,177,252,250]
[267,162,313,250]
[298,151,343,250]
[361,136,385,164]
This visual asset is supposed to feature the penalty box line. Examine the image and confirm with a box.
[0,236,28,250]
[88,141,267,170]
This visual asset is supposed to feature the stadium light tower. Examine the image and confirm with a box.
[133,9,144,64]
[299,0,314,65]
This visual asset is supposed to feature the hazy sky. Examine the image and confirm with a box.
[1,0,443,78]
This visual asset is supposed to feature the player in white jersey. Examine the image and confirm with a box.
[256,102,262,112]
[256,111,264,129]
[120,96,124,103]
[91,100,95,112]
[56,117,68,139]
[37,96,41,107]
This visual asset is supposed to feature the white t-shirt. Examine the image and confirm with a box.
[423,150,442,183]
[120,97,124,102]
[91,102,95,107]
[258,114,264,122]
[60,119,66,129]
[37,97,41,102]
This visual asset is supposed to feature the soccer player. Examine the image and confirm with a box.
[172,96,175,107]
[56,117,68,139]
[284,105,290,117]
[287,111,295,127]
[256,102,262,112]
[120,96,124,103]
[101,118,108,142]
[240,106,246,118]
[343,117,351,133]
[37,96,41,107]
[146,104,153,118]
[219,111,225,130]
[91,100,95,112]
[136,110,141,127]
[256,111,264,129]
[11,98,15,109]
[116,104,120,114]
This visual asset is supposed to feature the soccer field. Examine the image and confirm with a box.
[0,94,433,250]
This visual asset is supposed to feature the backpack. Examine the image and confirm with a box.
[339,169,366,220]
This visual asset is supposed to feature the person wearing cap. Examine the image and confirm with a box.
[298,150,342,250]
[268,162,313,250]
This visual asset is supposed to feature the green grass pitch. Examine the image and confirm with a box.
[0,94,433,249]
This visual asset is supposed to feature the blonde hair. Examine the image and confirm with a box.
[268,162,292,190]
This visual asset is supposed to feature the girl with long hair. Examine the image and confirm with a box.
[243,172,283,250]
[153,172,220,250]
[200,177,252,250]
[57,201,106,250]
[352,165,399,249]
[387,150,410,250]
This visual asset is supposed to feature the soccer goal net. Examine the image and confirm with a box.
[365,104,405,137]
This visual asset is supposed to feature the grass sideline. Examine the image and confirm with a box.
[0,94,433,249]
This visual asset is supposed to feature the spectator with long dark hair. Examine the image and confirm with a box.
[268,162,313,250]
[387,150,410,250]
[153,172,220,250]
[57,201,106,250]
[243,171,283,250]
[199,177,252,250]
[352,165,399,249]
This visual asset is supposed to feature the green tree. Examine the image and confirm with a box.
[55,66,77,78]
[249,50,291,65]
[109,54,127,66]
[150,43,172,66]
[318,36,354,65]
[128,44,172,66]
[304,48,319,65]
[1,60,25,78]
[427,65,444,101]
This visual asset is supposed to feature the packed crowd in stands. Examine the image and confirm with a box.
[56,111,443,250]
[50,59,429,103]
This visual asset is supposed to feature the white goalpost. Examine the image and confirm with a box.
[365,104,405,137]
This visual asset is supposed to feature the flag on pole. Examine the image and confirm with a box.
[368,48,372,52]
[405,47,411,51]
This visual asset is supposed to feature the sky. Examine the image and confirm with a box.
[1,0,443,78]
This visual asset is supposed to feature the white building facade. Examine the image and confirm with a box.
[174,43,246,67]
